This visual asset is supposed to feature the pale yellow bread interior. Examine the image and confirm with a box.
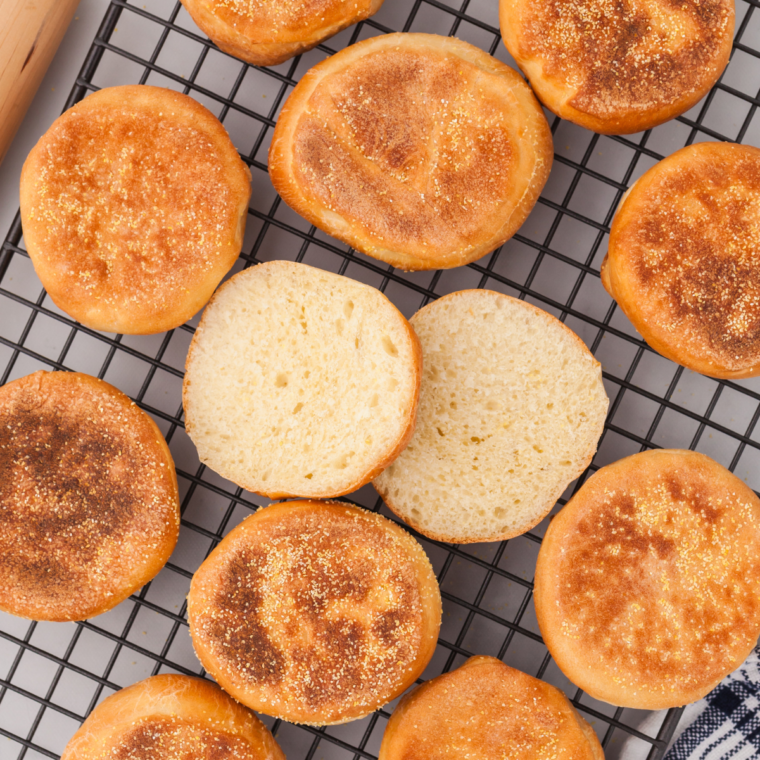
[374,289,608,543]
[183,260,421,498]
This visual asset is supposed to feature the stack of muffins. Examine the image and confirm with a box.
[1,1,757,758]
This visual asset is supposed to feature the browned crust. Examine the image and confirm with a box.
[269,33,553,271]
[373,289,607,544]
[181,0,385,67]
[378,656,603,760]
[61,674,285,760]
[20,85,251,335]
[0,371,179,622]
[603,142,760,379]
[500,0,734,135]
[187,500,442,725]
[535,449,760,710]
[182,260,423,500]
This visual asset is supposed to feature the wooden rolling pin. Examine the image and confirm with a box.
[0,0,80,165]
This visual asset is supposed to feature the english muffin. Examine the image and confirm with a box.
[20,85,251,335]
[535,449,760,710]
[0,371,179,621]
[183,260,421,499]
[373,290,608,544]
[379,656,603,760]
[500,0,734,134]
[269,33,553,270]
[61,674,285,760]
[603,142,760,379]
[187,500,441,725]
[181,0,385,67]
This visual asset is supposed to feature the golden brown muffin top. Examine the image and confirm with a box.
[108,717,255,760]
[505,0,732,126]
[189,501,441,724]
[379,657,602,760]
[203,0,377,42]
[275,34,551,268]
[0,371,179,621]
[607,143,760,377]
[536,449,760,708]
[20,85,250,334]
[62,675,285,760]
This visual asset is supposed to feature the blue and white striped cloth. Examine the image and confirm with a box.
[665,645,760,760]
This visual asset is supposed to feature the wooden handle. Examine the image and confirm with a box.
[0,0,80,165]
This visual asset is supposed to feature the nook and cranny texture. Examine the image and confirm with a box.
[183,260,421,499]
[374,290,608,543]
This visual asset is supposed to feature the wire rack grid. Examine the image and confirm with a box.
[1,1,759,758]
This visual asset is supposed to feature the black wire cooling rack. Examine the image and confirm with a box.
[1,1,760,758]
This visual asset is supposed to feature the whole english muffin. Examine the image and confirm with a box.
[269,33,553,271]
[603,142,760,379]
[183,260,421,499]
[500,0,734,135]
[180,0,385,66]
[187,500,442,725]
[535,449,760,709]
[61,674,285,760]
[20,85,251,335]
[379,656,603,760]
[373,290,609,544]
[0,371,179,622]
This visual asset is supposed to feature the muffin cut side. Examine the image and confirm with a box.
[374,290,608,543]
[184,261,421,498]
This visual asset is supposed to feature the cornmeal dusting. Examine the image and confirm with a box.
[209,0,371,35]
[517,0,732,118]
[385,658,596,759]
[615,144,760,372]
[23,90,245,326]
[550,454,760,700]
[0,372,178,620]
[190,505,430,722]
[291,47,529,261]
[107,717,254,760]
